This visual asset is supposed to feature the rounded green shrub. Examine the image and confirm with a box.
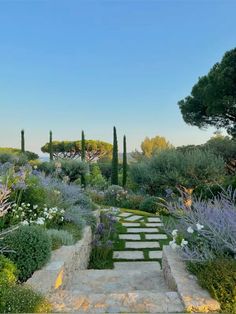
[2,226,51,282]
[0,255,18,286]
[46,229,75,250]
[139,196,159,213]
[0,284,51,313]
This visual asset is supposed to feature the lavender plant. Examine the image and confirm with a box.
[164,187,236,261]
[89,212,117,269]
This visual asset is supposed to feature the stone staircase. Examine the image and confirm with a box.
[50,211,185,313]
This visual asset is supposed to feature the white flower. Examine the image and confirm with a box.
[187,226,194,233]
[181,239,188,247]
[33,205,38,210]
[35,217,45,225]
[169,240,178,250]
[196,223,204,231]
[21,220,29,226]
[33,165,38,169]
[171,229,178,238]
[27,203,30,207]
[16,215,19,219]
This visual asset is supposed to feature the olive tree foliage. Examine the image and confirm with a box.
[177,134,236,174]
[178,48,236,136]
[41,140,112,162]
[130,149,225,196]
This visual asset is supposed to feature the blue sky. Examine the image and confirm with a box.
[0,0,235,155]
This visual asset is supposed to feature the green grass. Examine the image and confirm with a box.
[89,208,170,269]
[120,208,155,217]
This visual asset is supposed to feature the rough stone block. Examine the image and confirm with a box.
[162,246,220,313]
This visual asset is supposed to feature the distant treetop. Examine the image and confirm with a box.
[141,135,173,157]
[0,147,39,160]
[41,140,112,162]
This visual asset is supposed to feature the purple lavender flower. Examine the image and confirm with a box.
[12,181,27,190]
[96,223,105,235]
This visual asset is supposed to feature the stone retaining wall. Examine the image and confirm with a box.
[26,226,92,294]
[162,245,220,313]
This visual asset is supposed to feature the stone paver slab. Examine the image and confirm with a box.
[149,251,163,259]
[146,222,164,227]
[119,234,141,240]
[127,227,159,233]
[113,251,144,260]
[145,234,167,240]
[148,217,161,222]
[119,212,132,218]
[122,222,140,227]
[125,241,160,249]
[125,215,143,221]
[114,261,161,271]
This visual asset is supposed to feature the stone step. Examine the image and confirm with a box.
[119,234,141,240]
[68,269,168,293]
[50,290,184,313]
[124,215,143,221]
[145,222,164,227]
[148,217,161,222]
[127,227,159,233]
[125,241,160,249]
[113,250,144,260]
[145,234,168,240]
[149,251,163,259]
[119,212,132,218]
[122,222,140,227]
[114,261,161,271]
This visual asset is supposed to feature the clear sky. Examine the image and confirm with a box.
[0,0,236,155]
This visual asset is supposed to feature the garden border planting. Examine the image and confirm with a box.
[162,246,220,313]
[27,226,92,294]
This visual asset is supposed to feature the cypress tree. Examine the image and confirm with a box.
[122,135,127,187]
[81,130,86,161]
[111,126,119,185]
[49,130,53,161]
[81,130,86,187]
[21,129,25,153]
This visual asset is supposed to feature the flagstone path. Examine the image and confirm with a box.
[50,210,185,313]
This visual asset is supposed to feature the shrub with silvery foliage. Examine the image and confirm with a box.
[164,187,236,261]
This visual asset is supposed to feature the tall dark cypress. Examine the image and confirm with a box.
[49,130,53,161]
[81,130,86,187]
[122,135,127,187]
[111,126,119,185]
[81,130,86,161]
[21,129,25,153]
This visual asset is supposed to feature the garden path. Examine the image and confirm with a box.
[50,210,185,313]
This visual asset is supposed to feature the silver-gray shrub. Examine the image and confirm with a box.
[164,187,236,260]
[39,175,93,209]
[46,229,75,246]
[64,205,96,230]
